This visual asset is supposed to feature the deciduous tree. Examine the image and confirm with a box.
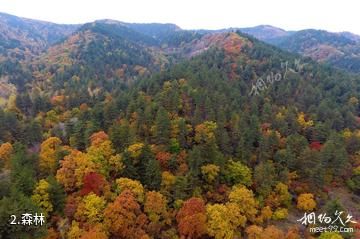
[176,197,207,238]
[39,137,62,175]
[297,193,316,212]
[104,190,148,239]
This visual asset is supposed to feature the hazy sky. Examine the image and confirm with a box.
[1,0,359,34]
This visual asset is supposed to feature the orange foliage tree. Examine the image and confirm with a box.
[144,191,169,236]
[104,190,149,239]
[176,197,207,238]
[0,142,13,168]
[56,150,96,192]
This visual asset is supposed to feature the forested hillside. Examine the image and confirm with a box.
[240,26,360,73]
[0,13,359,239]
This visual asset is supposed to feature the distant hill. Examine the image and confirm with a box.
[240,26,360,73]
[239,25,293,44]
[0,12,79,60]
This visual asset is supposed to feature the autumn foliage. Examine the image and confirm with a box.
[104,190,149,239]
[176,197,207,238]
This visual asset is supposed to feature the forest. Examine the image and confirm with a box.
[0,12,360,239]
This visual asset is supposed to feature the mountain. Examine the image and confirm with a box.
[0,12,79,60]
[240,26,360,73]
[0,12,360,239]
[275,29,360,73]
[0,12,80,100]
[239,25,293,44]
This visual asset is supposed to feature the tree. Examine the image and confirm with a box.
[31,179,53,216]
[144,154,162,190]
[253,160,276,198]
[86,131,122,177]
[144,191,169,236]
[161,171,176,192]
[261,225,285,239]
[229,185,258,222]
[80,172,108,196]
[67,221,83,239]
[223,160,252,186]
[81,225,108,239]
[206,203,246,239]
[297,193,316,212]
[75,193,106,225]
[154,106,171,145]
[321,135,349,179]
[201,164,220,184]
[297,112,314,128]
[257,206,273,223]
[0,142,13,169]
[39,137,62,175]
[116,178,145,203]
[194,121,217,144]
[176,197,207,238]
[110,119,132,153]
[156,151,172,170]
[296,148,325,190]
[265,182,291,209]
[56,150,96,192]
[245,225,263,239]
[9,143,37,195]
[347,166,360,194]
[127,143,144,158]
[47,176,66,215]
[104,190,149,239]
[272,208,288,220]
[318,232,343,239]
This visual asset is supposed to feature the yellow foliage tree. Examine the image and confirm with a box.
[116,177,145,203]
[297,112,313,128]
[86,133,123,176]
[127,143,145,158]
[206,203,246,239]
[201,164,220,183]
[256,206,273,223]
[229,185,258,221]
[161,171,176,190]
[75,193,106,224]
[297,193,316,212]
[266,182,291,208]
[67,221,84,239]
[39,137,62,175]
[31,179,53,216]
[318,232,344,239]
[272,208,288,220]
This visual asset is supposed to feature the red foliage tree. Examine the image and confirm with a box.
[80,172,107,196]
[310,141,322,151]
